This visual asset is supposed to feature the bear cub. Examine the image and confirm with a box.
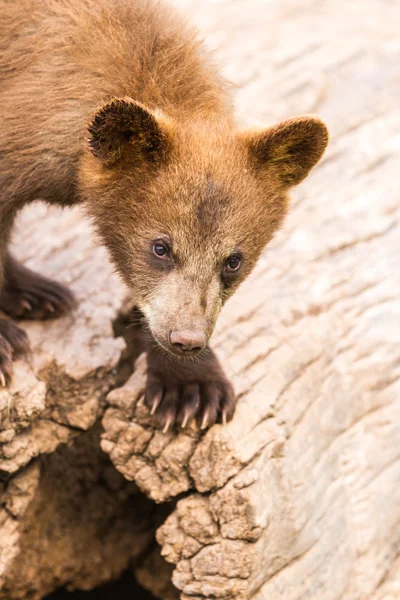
[0,0,328,431]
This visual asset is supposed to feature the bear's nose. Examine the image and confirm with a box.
[169,330,207,353]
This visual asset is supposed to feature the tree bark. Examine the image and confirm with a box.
[1,0,400,598]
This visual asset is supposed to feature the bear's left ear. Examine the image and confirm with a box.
[88,97,171,167]
[240,116,328,188]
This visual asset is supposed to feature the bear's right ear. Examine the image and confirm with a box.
[240,115,328,189]
[88,98,171,166]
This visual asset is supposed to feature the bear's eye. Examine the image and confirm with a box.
[153,240,170,259]
[224,254,242,272]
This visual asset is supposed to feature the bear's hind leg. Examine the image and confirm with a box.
[0,254,75,320]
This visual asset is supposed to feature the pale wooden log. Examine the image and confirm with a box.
[2,0,400,598]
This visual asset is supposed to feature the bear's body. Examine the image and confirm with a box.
[0,0,328,430]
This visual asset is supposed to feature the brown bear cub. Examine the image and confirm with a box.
[0,0,328,431]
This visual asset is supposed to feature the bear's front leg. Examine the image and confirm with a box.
[144,343,236,433]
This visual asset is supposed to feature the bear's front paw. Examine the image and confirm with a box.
[144,348,236,433]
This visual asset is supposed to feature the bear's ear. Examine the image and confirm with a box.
[88,98,171,166]
[240,116,328,188]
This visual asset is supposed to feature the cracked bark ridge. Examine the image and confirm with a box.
[101,354,203,503]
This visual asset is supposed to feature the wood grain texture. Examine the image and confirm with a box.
[1,0,399,598]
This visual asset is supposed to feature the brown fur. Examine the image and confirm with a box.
[0,0,328,429]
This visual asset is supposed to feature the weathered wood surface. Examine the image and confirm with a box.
[1,0,399,598]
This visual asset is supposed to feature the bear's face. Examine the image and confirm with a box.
[81,99,328,356]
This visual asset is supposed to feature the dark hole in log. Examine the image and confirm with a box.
[45,570,157,599]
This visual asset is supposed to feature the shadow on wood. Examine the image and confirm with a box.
[46,571,156,600]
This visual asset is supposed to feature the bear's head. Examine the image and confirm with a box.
[80,98,328,356]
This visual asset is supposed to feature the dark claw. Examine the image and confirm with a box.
[20,300,32,314]
[156,387,179,433]
[199,383,221,429]
[219,383,236,425]
[178,383,200,428]
[145,378,164,415]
